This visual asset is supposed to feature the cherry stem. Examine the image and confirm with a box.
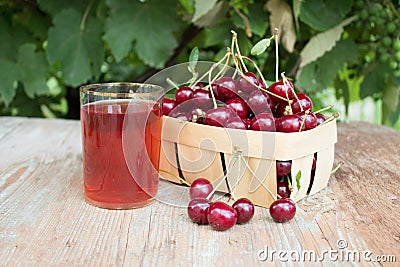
[314,105,333,114]
[231,30,248,72]
[274,28,279,82]
[281,72,302,113]
[158,169,190,186]
[330,161,344,174]
[166,78,180,90]
[299,109,309,132]
[208,64,219,109]
[320,112,340,125]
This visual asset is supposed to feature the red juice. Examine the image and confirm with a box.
[81,99,162,209]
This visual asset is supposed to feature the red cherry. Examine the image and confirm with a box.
[298,111,318,130]
[268,80,295,103]
[315,113,326,125]
[242,118,252,130]
[250,113,275,132]
[162,98,177,116]
[276,160,291,177]
[269,198,296,223]
[225,97,249,119]
[192,89,213,110]
[189,108,206,123]
[175,86,193,104]
[214,77,238,101]
[275,114,302,132]
[189,178,214,200]
[169,110,190,121]
[277,181,291,198]
[247,90,275,115]
[207,202,238,231]
[237,72,259,94]
[192,82,204,90]
[188,198,211,225]
[258,79,267,90]
[290,93,313,114]
[232,198,255,224]
[205,107,232,127]
[226,117,247,130]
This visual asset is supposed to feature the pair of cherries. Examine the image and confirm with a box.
[187,178,254,231]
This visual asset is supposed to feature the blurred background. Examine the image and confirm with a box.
[0,0,399,130]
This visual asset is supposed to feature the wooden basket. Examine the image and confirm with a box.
[159,116,337,208]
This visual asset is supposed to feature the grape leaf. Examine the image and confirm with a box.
[300,16,356,68]
[37,0,87,16]
[104,0,180,68]
[46,8,104,86]
[299,0,354,31]
[192,0,218,22]
[17,44,49,98]
[266,0,296,53]
[0,59,21,106]
[0,17,31,61]
[296,39,358,91]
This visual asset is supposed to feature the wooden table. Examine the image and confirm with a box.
[0,117,399,266]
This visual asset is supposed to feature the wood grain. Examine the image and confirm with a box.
[0,117,398,266]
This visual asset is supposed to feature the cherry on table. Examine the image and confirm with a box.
[250,113,275,132]
[268,80,294,103]
[188,198,211,225]
[207,201,238,231]
[175,86,193,104]
[162,98,177,116]
[275,114,302,132]
[189,178,214,200]
[226,97,249,119]
[205,107,232,127]
[237,72,259,94]
[269,198,296,223]
[232,198,255,224]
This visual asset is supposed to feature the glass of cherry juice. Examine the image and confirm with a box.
[80,83,164,209]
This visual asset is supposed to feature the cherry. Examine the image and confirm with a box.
[298,111,318,131]
[269,198,296,223]
[274,102,290,117]
[275,114,302,132]
[242,118,252,130]
[268,80,294,103]
[192,89,213,109]
[276,160,291,177]
[162,98,177,116]
[277,181,291,198]
[247,90,275,115]
[207,201,238,231]
[226,117,247,130]
[214,77,238,101]
[250,113,275,132]
[290,93,313,114]
[237,72,259,94]
[192,82,204,90]
[258,79,267,90]
[232,198,255,224]
[315,113,326,125]
[190,108,206,123]
[188,198,211,225]
[226,97,248,119]
[175,86,193,104]
[169,110,190,121]
[205,107,232,127]
[189,178,214,200]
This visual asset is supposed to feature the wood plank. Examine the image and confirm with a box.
[0,118,398,266]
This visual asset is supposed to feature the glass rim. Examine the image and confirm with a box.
[79,82,164,97]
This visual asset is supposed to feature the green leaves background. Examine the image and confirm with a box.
[0,0,399,128]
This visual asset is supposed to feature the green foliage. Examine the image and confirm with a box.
[0,0,399,129]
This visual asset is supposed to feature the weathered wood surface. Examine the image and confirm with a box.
[0,117,399,266]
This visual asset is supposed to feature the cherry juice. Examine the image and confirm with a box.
[81,99,162,209]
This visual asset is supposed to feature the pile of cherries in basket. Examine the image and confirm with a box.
[162,71,327,133]
[187,178,296,231]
